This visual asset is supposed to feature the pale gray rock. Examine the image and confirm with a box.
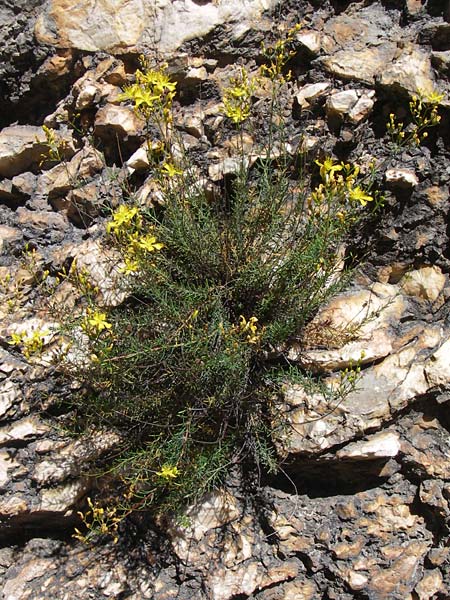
[385,168,419,189]
[35,0,278,54]
[296,82,330,109]
[336,432,401,460]
[94,104,144,140]
[0,126,67,178]
[326,89,359,117]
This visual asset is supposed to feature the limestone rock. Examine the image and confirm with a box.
[94,104,144,140]
[289,282,406,372]
[379,46,437,95]
[35,0,278,54]
[326,89,358,117]
[337,432,401,460]
[38,146,104,199]
[0,417,49,447]
[385,168,419,189]
[400,266,446,302]
[0,126,72,178]
[296,82,330,109]
[281,324,445,455]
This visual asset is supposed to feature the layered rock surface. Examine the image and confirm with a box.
[1,0,450,598]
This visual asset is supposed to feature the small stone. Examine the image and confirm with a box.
[75,83,101,110]
[415,569,445,600]
[39,479,86,513]
[337,432,401,460]
[380,46,437,95]
[431,50,450,74]
[0,417,50,447]
[348,92,375,123]
[0,380,21,420]
[0,226,23,254]
[296,82,330,108]
[295,30,321,55]
[400,266,446,302]
[0,126,58,178]
[94,104,144,139]
[385,168,419,189]
[346,570,368,591]
[126,146,150,171]
[326,89,358,117]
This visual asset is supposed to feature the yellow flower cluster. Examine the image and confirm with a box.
[8,328,49,359]
[260,23,301,82]
[222,68,256,124]
[235,315,262,344]
[313,158,373,207]
[119,61,176,123]
[82,308,112,336]
[106,205,164,274]
[74,497,122,545]
[388,88,444,147]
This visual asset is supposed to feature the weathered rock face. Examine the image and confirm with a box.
[35,0,278,53]
[1,0,450,598]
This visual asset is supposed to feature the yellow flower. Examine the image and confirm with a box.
[106,205,139,234]
[348,186,373,206]
[315,158,343,183]
[222,68,255,124]
[83,309,112,333]
[156,465,180,480]
[138,234,164,253]
[424,89,445,105]
[120,258,140,274]
[238,315,261,344]
[161,162,182,177]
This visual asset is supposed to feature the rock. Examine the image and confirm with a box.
[268,479,432,599]
[348,91,375,123]
[0,451,20,491]
[32,431,120,485]
[296,82,330,109]
[385,168,419,189]
[94,104,144,140]
[320,4,399,84]
[337,432,401,460]
[0,417,49,447]
[326,89,358,117]
[379,46,437,95]
[431,50,450,74]
[38,145,104,199]
[16,207,69,243]
[63,239,130,306]
[38,479,86,513]
[209,156,256,181]
[0,380,22,420]
[295,30,321,55]
[126,146,150,172]
[280,322,445,455]
[75,83,101,110]
[35,0,278,54]
[0,126,72,178]
[415,569,445,600]
[64,181,103,228]
[399,412,450,479]
[169,491,240,562]
[289,282,406,372]
[0,226,23,254]
[400,266,446,302]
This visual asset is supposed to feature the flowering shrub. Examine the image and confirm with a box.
[63,29,386,538]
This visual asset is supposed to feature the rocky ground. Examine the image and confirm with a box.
[1,0,450,598]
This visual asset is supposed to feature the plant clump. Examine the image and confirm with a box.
[56,32,385,539]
